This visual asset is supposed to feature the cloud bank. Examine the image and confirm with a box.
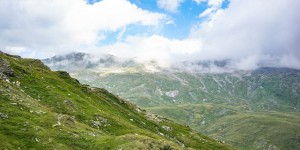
[0,0,300,71]
[0,0,166,57]
[96,35,202,68]
[190,0,300,70]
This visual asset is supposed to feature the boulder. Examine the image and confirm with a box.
[0,58,14,78]
[0,112,8,119]
[57,115,76,126]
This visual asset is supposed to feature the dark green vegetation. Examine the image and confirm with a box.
[0,52,231,149]
[70,69,300,150]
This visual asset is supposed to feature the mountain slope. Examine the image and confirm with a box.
[0,52,231,149]
[71,70,300,149]
[45,54,300,149]
[42,53,300,149]
[74,69,300,110]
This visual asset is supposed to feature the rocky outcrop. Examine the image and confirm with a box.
[57,114,76,126]
[91,115,110,129]
[0,112,8,120]
[0,57,14,79]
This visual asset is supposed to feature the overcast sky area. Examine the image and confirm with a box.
[0,0,300,70]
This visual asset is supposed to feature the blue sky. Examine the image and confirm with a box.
[88,0,229,43]
[127,0,205,39]
[127,0,230,39]
[0,0,299,70]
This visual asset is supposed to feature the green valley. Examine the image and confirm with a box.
[43,53,300,149]
[0,51,231,149]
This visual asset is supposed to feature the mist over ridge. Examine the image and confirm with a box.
[43,51,300,74]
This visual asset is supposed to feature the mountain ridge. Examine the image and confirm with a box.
[0,51,231,149]
[43,52,300,73]
[42,52,300,149]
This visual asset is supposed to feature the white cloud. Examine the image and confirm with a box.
[280,55,300,69]
[193,0,205,5]
[0,0,166,57]
[197,0,225,17]
[1,0,300,71]
[190,0,300,70]
[233,55,259,70]
[199,7,215,17]
[157,0,184,13]
[117,27,127,41]
[207,0,224,7]
[194,0,224,7]
[94,35,202,68]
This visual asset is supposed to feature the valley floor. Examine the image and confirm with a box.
[147,104,300,150]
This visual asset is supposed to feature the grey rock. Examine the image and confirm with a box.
[0,58,14,78]
[91,115,110,128]
[57,115,76,126]
[0,112,8,119]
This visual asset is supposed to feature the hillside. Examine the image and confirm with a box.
[71,69,300,149]
[0,51,231,149]
[43,53,300,149]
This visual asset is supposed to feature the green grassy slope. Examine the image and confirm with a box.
[0,52,231,150]
[147,104,300,149]
[71,70,300,149]
[76,71,300,111]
